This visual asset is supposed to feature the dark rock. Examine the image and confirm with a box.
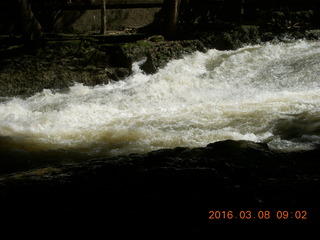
[214,32,235,50]
[0,37,209,96]
[261,32,277,41]
[105,67,131,80]
[140,52,157,74]
[147,35,165,43]
[85,49,107,67]
[306,29,320,39]
[138,40,205,74]
[206,25,261,50]
[1,140,320,233]
[205,140,271,163]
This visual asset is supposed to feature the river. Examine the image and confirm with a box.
[1,40,320,163]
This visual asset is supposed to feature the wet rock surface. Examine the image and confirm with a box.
[1,24,319,97]
[1,140,319,233]
[0,35,205,97]
[1,0,320,98]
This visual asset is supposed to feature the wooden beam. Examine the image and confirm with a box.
[63,0,164,10]
[165,0,181,39]
[100,0,107,34]
[19,0,42,40]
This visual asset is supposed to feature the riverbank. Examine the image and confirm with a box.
[1,26,320,97]
[1,140,320,233]
[0,33,202,97]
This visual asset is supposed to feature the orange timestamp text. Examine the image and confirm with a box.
[208,210,308,221]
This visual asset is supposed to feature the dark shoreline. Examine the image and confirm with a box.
[1,27,320,97]
[1,140,320,233]
[1,0,320,97]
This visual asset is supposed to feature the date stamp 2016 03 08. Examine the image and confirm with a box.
[208,210,308,221]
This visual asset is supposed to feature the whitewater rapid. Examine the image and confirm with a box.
[1,40,320,156]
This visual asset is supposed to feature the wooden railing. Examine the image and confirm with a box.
[62,0,227,10]
[62,0,164,9]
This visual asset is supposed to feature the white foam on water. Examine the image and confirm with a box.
[1,40,320,155]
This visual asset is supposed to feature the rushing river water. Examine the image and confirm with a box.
[1,40,320,162]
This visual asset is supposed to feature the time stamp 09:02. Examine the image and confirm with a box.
[208,210,308,221]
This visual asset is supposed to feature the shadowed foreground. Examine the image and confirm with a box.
[0,140,319,233]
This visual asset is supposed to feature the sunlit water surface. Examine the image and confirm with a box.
[1,40,320,162]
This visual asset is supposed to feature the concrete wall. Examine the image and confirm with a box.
[53,8,160,33]
[0,1,160,35]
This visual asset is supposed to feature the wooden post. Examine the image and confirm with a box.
[100,0,107,35]
[240,0,245,23]
[19,0,42,40]
[164,0,181,39]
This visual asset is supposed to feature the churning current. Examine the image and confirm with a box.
[1,40,320,156]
